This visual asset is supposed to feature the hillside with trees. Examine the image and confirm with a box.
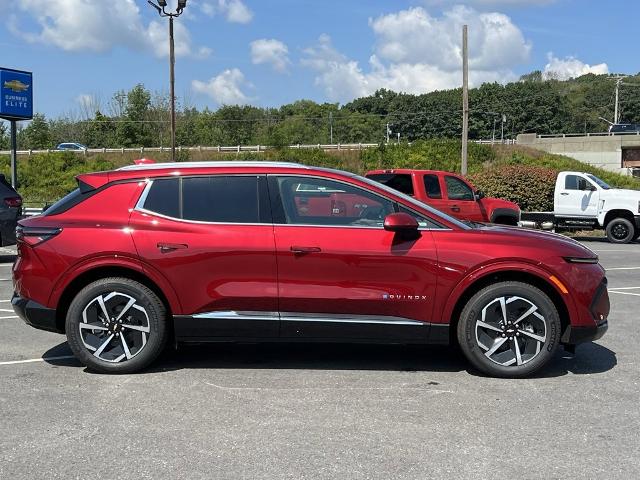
[3,73,640,150]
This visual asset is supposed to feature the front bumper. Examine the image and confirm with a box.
[561,321,608,344]
[12,293,61,334]
[562,277,609,345]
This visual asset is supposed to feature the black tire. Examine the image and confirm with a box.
[65,277,168,374]
[456,281,561,378]
[606,217,635,244]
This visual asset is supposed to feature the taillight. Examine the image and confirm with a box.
[4,196,22,208]
[16,226,62,246]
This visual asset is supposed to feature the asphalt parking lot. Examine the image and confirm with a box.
[0,239,638,479]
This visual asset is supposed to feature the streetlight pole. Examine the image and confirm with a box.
[148,0,188,162]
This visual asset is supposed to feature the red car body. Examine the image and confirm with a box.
[13,162,607,365]
[365,169,521,224]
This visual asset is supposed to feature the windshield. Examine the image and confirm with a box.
[355,173,471,229]
[586,174,611,190]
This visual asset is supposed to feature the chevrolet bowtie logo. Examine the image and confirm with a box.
[4,80,30,93]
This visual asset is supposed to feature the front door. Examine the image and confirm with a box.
[443,175,484,221]
[129,174,279,338]
[269,175,439,342]
[556,174,599,217]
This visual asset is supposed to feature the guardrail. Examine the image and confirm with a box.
[537,131,640,138]
[0,143,381,156]
[23,207,45,217]
[1,140,517,156]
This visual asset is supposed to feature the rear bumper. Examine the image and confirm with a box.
[12,292,61,334]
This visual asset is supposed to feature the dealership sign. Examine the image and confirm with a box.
[0,68,33,120]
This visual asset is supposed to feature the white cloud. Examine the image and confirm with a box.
[542,53,609,80]
[303,6,528,102]
[250,39,290,73]
[192,69,252,105]
[7,0,210,59]
[196,0,253,23]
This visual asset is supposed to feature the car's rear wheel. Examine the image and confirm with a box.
[65,278,168,374]
[457,281,561,378]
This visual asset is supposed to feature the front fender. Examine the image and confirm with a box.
[438,260,577,326]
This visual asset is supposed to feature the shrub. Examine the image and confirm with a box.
[469,165,557,211]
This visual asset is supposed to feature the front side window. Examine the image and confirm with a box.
[564,175,592,191]
[274,176,394,227]
[142,176,261,223]
[445,176,474,201]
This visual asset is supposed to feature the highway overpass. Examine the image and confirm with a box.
[517,132,640,175]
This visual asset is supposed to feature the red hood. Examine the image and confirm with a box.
[479,196,520,212]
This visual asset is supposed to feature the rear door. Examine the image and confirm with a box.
[419,173,448,212]
[129,174,279,339]
[269,174,439,342]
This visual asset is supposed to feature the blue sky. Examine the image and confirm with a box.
[0,0,636,118]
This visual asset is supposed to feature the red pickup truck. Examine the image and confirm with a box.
[365,169,520,225]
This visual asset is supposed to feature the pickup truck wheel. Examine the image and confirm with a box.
[606,217,635,244]
[456,281,560,378]
[65,278,168,374]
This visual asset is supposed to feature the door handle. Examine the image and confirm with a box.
[560,192,569,196]
[157,242,188,253]
[290,246,321,254]
[451,205,461,212]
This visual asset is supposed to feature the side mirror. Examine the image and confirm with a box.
[475,190,485,200]
[383,212,419,232]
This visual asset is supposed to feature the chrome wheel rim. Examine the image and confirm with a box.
[79,292,150,363]
[475,296,547,367]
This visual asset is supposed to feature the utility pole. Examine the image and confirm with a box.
[169,15,176,162]
[461,25,469,175]
[329,111,333,144]
[148,0,188,162]
[492,117,497,145]
[614,76,624,125]
[386,123,391,143]
[501,114,506,144]
[10,121,17,188]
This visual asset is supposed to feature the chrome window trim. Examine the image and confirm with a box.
[134,174,452,231]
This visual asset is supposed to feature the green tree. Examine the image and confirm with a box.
[21,113,52,149]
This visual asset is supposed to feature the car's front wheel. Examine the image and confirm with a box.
[65,278,168,374]
[457,281,561,378]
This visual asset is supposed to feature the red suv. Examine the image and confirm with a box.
[12,162,609,377]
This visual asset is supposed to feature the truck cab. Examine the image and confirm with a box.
[554,171,640,243]
[365,169,520,225]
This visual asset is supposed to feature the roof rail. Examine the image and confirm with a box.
[117,160,306,171]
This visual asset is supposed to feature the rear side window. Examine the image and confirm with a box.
[423,174,442,199]
[143,178,179,218]
[43,189,94,216]
[366,174,414,196]
[183,177,259,223]
[142,176,261,224]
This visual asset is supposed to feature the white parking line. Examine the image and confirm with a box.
[609,291,640,297]
[0,308,14,312]
[0,299,11,302]
[0,315,18,319]
[0,356,75,366]
[608,286,640,290]
[605,267,640,271]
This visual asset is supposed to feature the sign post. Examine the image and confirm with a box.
[0,68,34,189]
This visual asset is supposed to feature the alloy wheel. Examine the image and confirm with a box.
[79,292,151,363]
[475,296,547,367]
